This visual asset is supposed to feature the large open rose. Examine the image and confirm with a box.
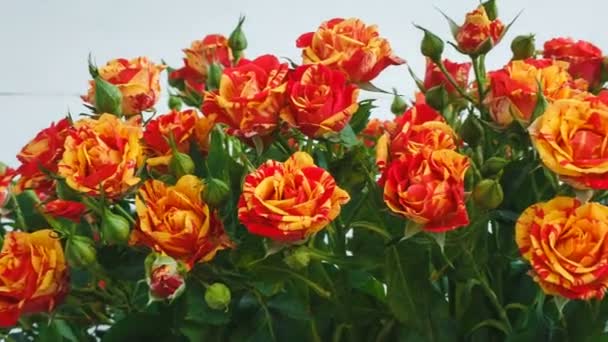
[296,17,404,83]
[58,114,144,197]
[529,97,608,189]
[83,57,165,115]
[132,175,232,268]
[516,197,608,300]
[238,152,350,241]
[202,54,288,138]
[376,104,457,172]
[0,229,69,327]
[281,64,359,138]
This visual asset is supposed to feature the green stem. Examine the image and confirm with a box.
[114,204,136,225]
[10,194,26,230]
[350,222,391,240]
[252,289,277,342]
[256,266,331,298]
[437,61,477,105]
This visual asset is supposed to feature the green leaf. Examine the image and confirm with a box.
[407,64,426,92]
[267,291,311,321]
[436,7,460,38]
[97,246,147,281]
[180,281,230,326]
[356,82,393,94]
[349,99,375,134]
[347,270,386,303]
[338,125,360,148]
[94,77,123,116]
[529,81,549,123]
[403,221,423,240]
[13,190,46,230]
[101,313,173,342]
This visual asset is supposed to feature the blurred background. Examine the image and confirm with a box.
[0,0,605,164]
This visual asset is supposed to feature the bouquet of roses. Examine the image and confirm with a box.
[2,1,608,340]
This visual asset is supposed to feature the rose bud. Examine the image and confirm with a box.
[283,246,311,270]
[65,235,97,269]
[455,5,505,55]
[473,179,504,210]
[391,91,408,115]
[203,178,230,207]
[425,85,449,111]
[205,62,223,91]
[481,157,509,176]
[205,283,231,311]
[146,254,186,302]
[168,96,182,111]
[169,151,195,179]
[93,77,123,116]
[101,209,131,245]
[228,16,248,54]
[417,26,444,63]
[511,35,536,60]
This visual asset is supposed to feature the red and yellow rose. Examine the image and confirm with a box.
[58,114,144,197]
[0,166,15,208]
[359,118,391,148]
[238,152,350,241]
[516,197,608,300]
[424,58,471,95]
[486,59,579,126]
[296,17,404,83]
[544,37,603,88]
[0,230,69,327]
[376,104,457,172]
[381,150,470,232]
[42,199,87,222]
[281,64,359,138]
[169,34,234,95]
[456,6,504,54]
[201,54,288,138]
[15,118,71,198]
[83,57,165,115]
[132,175,233,268]
[143,109,198,167]
[529,97,608,189]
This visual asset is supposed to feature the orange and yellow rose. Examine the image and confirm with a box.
[424,58,472,95]
[296,17,405,83]
[201,54,289,138]
[544,37,604,88]
[516,197,608,300]
[132,175,232,268]
[170,34,234,95]
[529,97,608,189]
[83,57,165,116]
[58,114,144,197]
[0,229,68,327]
[15,118,71,199]
[238,152,350,241]
[486,59,579,126]
[381,150,470,232]
[281,64,359,138]
[143,109,198,167]
[0,166,15,208]
[376,104,457,172]
[455,6,504,54]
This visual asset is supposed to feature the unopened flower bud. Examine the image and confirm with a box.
[417,26,444,63]
[146,254,186,302]
[511,35,536,60]
[228,16,248,52]
[481,157,509,176]
[391,90,408,115]
[168,96,182,111]
[284,246,311,270]
[65,235,97,268]
[101,209,131,245]
[473,179,504,210]
[460,114,484,147]
[203,178,230,207]
[169,152,195,178]
[205,283,231,311]
[425,85,449,111]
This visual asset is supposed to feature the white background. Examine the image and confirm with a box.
[0,0,605,164]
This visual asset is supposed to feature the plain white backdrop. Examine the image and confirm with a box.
[0,0,605,164]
